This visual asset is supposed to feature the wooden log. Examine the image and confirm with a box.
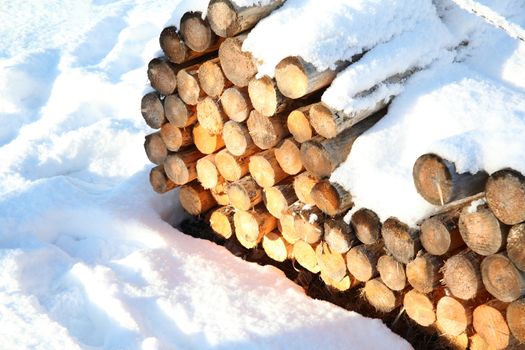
[481,253,525,302]
[218,33,257,87]
[196,154,220,189]
[324,216,356,254]
[346,242,383,282]
[210,181,230,206]
[420,215,464,256]
[160,123,193,152]
[381,217,421,265]
[377,254,406,291]
[406,253,443,294]
[164,94,197,128]
[262,231,292,262]
[473,301,512,349]
[443,250,484,300]
[234,205,277,249]
[404,289,436,327]
[248,149,287,188]
[222,120,258,157]
[179,12,217,52]
[287,105,314,143]
[179,180,217,215]
[311,180,353,216]
[300,113,382,178]
[508,223,525,272]
[507,298,525,344]
[469,333,499,350]
[220,87,252,122]
[147,58,178,96]
[248,75,285,117]
[263,182,297,219]
[209,206,235,238]
[192,124,225,154]
[486,168,525,225]
[436,296,472,337]
[196,96,228,135]
[159,26,221,65]
[176,66,204,106]
[316,241,347,282]
[350,208,381,245]
[144,132,168,165]
[207,0,285,37]
[278,210,298,244]
[141,92,166,129]
[413,153,488,206]
[292,240,320,273]
[198,57,228,98]
[215,149,250,181]
[274,138,303,175]
[293,171,320,205]
[293,204,324,244]
[458,202,508,256]
[247,110,289,150]
[227,175,262,210]
[163,147,203,185]
[321,272,358,292]
[363,278,403,313]
[149,165,177,194]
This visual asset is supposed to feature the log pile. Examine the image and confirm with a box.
[140,3,525,349]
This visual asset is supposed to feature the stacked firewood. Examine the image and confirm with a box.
[141,2,525,349]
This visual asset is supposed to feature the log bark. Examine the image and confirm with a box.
[363,278,403,313]
[345,242,383,282]
[227,175,262,210]
[473,301,512,349]
[197,96,228,135]
[192,123,225,154]
[262,231,292,262]
[222,120,259,157]
[292,240,320,273]
[176,66,205,106]
[144,132,168,165]
[443,250,484,300]
[420,215,464,256]
[220,86,252,122]
[159,26,221,64]
[149,165,177,194]
[196,154,220,189]
[233,204,277,249]
[293,204,324,244]
[403,289,436,327]
[198,57,229,98]
[324,217,356,254]
[207,0,285,37]
[215,148,251,181]
[507,298,525,344]
[248,149,287,188]
[179,180,217,215]
[316,241,347,282]
[508,223,525,272]
[248,75,285,117]
[293,171,320,205]
[247,110,289,150]
[263,182,297,219]
[147,58,178,96]
[481,253,525,302]
[163,147,204,185]
[485,168,525,225]
[218,33,257,87]
[436,296,472,337]
[413,153,488,206]
[274,138,303,175]
[209,206,235,238]
[381,217,421,264]
[160,123,193,152]
[141,92,166,129]
[164,94,197,127]
[180,12,218,52]
[377,254,406,291]
[287,104,314,143]
[311,180,353,216]
[406,253,443,293]
[350,208,382,245]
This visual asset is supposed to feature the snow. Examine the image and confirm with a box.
[0,1,411,349]
[232,0,276,7]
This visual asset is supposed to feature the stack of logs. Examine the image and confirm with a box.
[141,1,525,349]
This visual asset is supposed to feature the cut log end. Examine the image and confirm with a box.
[351,208,381,245]
[196,155,219,189]
[293,205,323,244]
[247,110,288,150]
[324,217,355,254]
[160,123,193,152]
[420,216,462,256]
[473,302,512,349]
[364,278,401,313]
[309,103,337,139]
[218,35,257,87]
[508,223,525,272]
[382,217,420,265]
[287,108,313,143]
[144,132,168,165]
[300,139,333,177]
[180,12,216,52]
[293,171,320,205]
[311,180,353,216]
[220,87,251,122]
[459,204,506,256]
[249,149,287,188]
[377,255,406,291]
[263,232,291,262]
[164,148,203,185]
[406,254,443,294]
[481,254,525,302]
[164,94,197,128]
[346,243,382,282]
[507,298,525,344]
[179,181,217,215]
[159,26,187,64]
[293,240,320,273]
[222,120,257,157]
[263,184,297,219]
[316,242,347,282]
[275,56,309,99]
[234,207,277,249]
[207,0,237,37]
[404,289,436,327]
[176,69,202,106]
[227,175,262,211]
[248,76,281,117]
[197,97,227,135]
[209,206,235,239]
[443,251,483,300]
[198,59,226,98]
[486,168,525,225]
[436,296,470,337]
[147,58,177,96]
[141,92,166,129]
[215,149,249,182]
[192,124,224,155]
[149,165,177,194]
[274,138,303,175]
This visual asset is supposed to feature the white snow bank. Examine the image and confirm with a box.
[232,0,277,7]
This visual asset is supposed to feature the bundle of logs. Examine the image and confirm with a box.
[140,1,525,349]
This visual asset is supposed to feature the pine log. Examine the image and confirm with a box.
[485,168,525,225]
[406,253,443,293]
[508,223,525,272]
[179,180,217,215]
[469,333,499,350]
[293,204,324,244]
[363,278,403,313]
[163,147,203,185]
[404,289,436,327]
[227,175,262,210]
[144,132,168,165]
[248,75,285,117]
[443,250,484,300]
[218,33,257,87]
[278,211,298,244]
[481,253,525,302]
[346,242,383,282]
[176,67,204,106]
[234,205,277,249]
[436,296,472,337]
[141,92,166,129]
[198,57,229,98]
[207,0,285,37]
[247,110,289,150]
[473,301,512,349]
[215,149,251,181]
[164,94,197,127]
[248,149,287,188]
[292,240,320,273]
[382,217,421,264]
[160,123,193,152]
[377,254,406,291]
[159,26,221,64]
[420,215,464,256]
[300,113,382,178]
[321,272,358,292]
[222,120,258,156]
[274,138,303,175]
[413,153,488,206]
[196,154,220,189]
[351,208,382,245]
[210,181,230,206]
[263,182,297,219]
[149,165,177,194]
[287,105,314,143]
[179,12,218,52]
[316,241,347,282]
[192,124,225,154]
[262,231,292,262]
[220,87,252,122]
[311,180,353,216]
[507,298,525,344]
[196,96,228,135]
[458,202,508,256]
[209,206,235,238]
[147,58,178,96]
[293,171,320,205]
[324,217,356,254]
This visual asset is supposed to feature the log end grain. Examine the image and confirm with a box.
[223,120,253,156]
[179,181,216,215]
[141,92,165,129]
[293,171,320,205]
[300,139,333,178]
[311,180,353,217]
[436,296,470,337]
[507,298,525,344]
[363,278,401,313]
[164,94,197,128]
[413,153,454,205]
[149,165,177,194]
[481,254,525,302]
[287,108,313,143]
[197,96,227,135]
[220,87,251,122]
[381,217,420,265]
[486,169,525,225]
[508,223,525,272]
[377,255,406,291]
[227,175,262,211]
[458,204,505,256]
[262,231,291,262]
[404,289,436,327]
[196,155,219,189]
[248,75,279,117]
[209,206,235,239]
[292,240,320,273]
[207,0,237,38]
[215,149,248,182]
[309,102,337,139]
[275,56,309,99]
[420,216,461,256]
[147,58,177,96]
[198,59,226,98]
[323,218,355,254]
[473,302,511,349]
[218,35,257,87]
[316,242,347,282]
[443,252,483,300]
[247,110,288,150]
[248,150,284,188]
[176,69,202,106]
[180,11,215,52]
[160,123,192,152]
[351,208,381,245]
[346,244,379,282]
[274,138,303,175]
[406,254,443,294]
[159,26,187,64]
[192,124,224,154]
[144,132,168,165]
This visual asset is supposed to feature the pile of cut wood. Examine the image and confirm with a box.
[140,1,525,349]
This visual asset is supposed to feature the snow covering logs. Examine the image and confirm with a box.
[140,1,525,349]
